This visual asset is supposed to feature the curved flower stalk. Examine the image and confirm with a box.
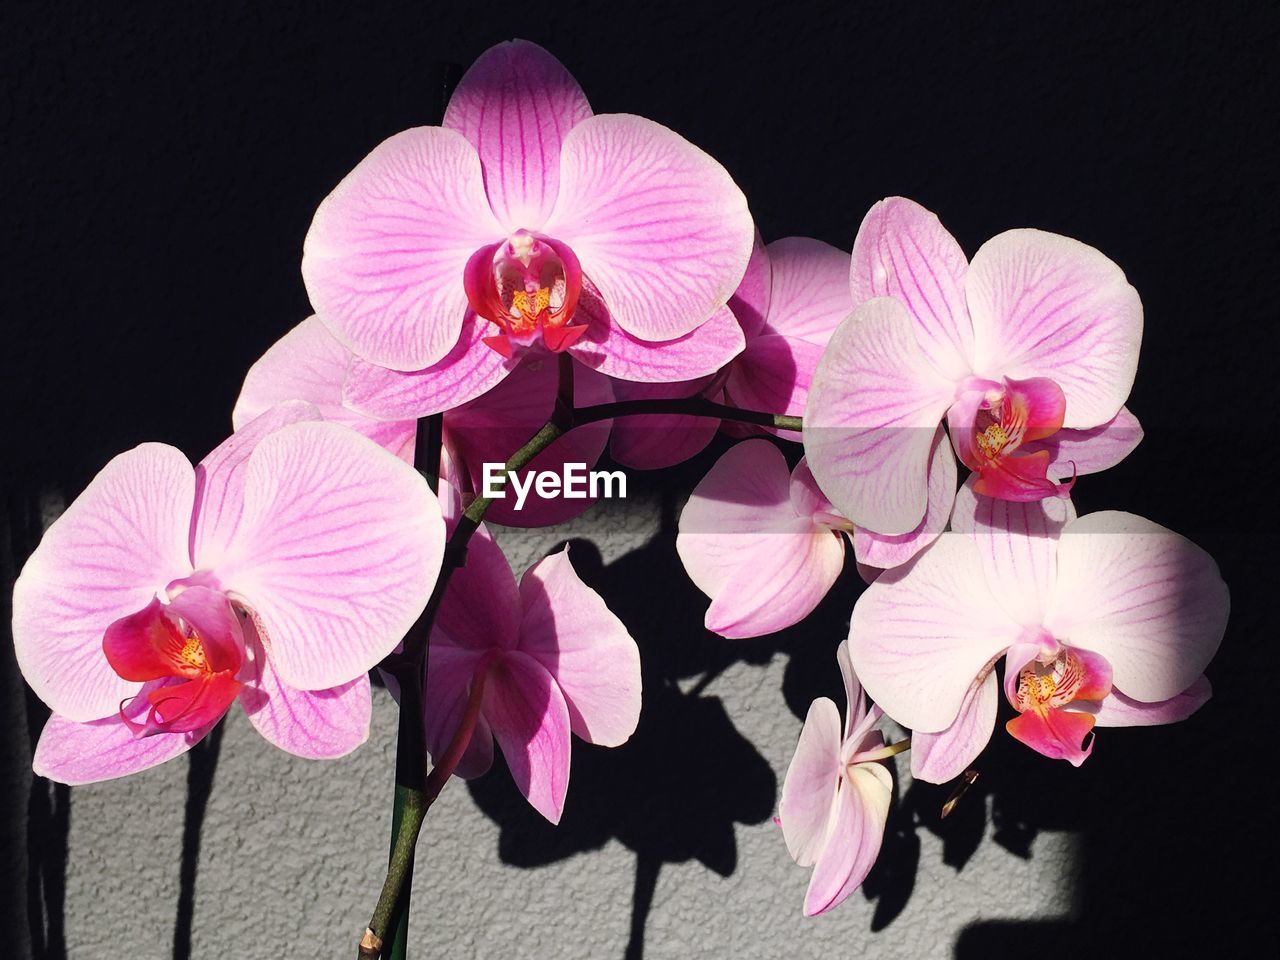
[778,641,894,917]
[848,481,1227,783]
[303,39,754,420]
[806,197,1144,537]
[424,520,640,823]
[676,438,956,637]
[12,403,445,783]
[611,233,853,469]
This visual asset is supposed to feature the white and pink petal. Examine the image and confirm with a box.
[544,114,753,343]
[204,421,444,691]
[302,126,503,371]
[804,298,956,537]
[13,444,196,721]
[966,229,1142,429]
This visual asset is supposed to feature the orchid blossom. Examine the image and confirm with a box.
[12,403,444,783]
[610,233,853,469]
[806,197,1144,537]
[778,641,893,917]
[848,482,1227,782]
[302,39,753,420]
[676,437,955,637]
[424,524,640,823]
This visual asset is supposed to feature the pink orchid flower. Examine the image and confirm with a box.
[302,40,753,419]
[778,641,893,917]
[806,197,1144,537]
[677,437,955,637]
[610,233,853,469]
[848,481,1228,783]
[235,316,613,527]
[13,403,444,784]
[424,527,640,824]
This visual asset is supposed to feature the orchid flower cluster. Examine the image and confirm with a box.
[11,38,1228,949]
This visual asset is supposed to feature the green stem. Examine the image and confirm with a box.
[574,396,803,433]
[361,665,489,958]
[381,412,443,960]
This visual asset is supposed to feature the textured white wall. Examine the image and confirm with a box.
[11,495,1079,959]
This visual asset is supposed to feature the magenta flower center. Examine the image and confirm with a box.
[950,376,1072,502]
[102,594,244,738]
[1006,643,1114,765]
[464,230,587,357]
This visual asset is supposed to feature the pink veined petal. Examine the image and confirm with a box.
[302,126,504,371]
[678,439,793,597]
[205,421,445,691]
[762,236,853,343]
[848,533,1022,732]
[803,762,893,917]
[12,444,195,721]
[1089,675,1211,727]
[853,426,957,570]
[237,616,371,759]
[949,477,1077,626]
[191,401,323,569]
[443,40,592,232]
[607,376,719,469]
[850,197,974,382]
[435,524,522,652]
[678,440,844,638]
[1020,405,1143,481]
[568,289,745,383]
[701,520,844,638]
[232,316,416,463]
[484,651,573,824]
[910,672,997,784]
[342,313,515,421]
[544,113,754,342]
[966,229,1143,429]
[724,334,827,428]
[32,705,211,786]
[446,357,614,527]
[729,231,772,339]
[516,547,641,747]
[804,297,957,536]
[779,697,842,867]
[1046,512,1229,703]
[423,645,494,781]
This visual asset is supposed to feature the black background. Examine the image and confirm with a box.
[3,1,1277,957]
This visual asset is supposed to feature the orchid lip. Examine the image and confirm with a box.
[948,375,1070,502]
[103,592,245,738]
[464,230,586,357]
[1005,643,1115,765]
